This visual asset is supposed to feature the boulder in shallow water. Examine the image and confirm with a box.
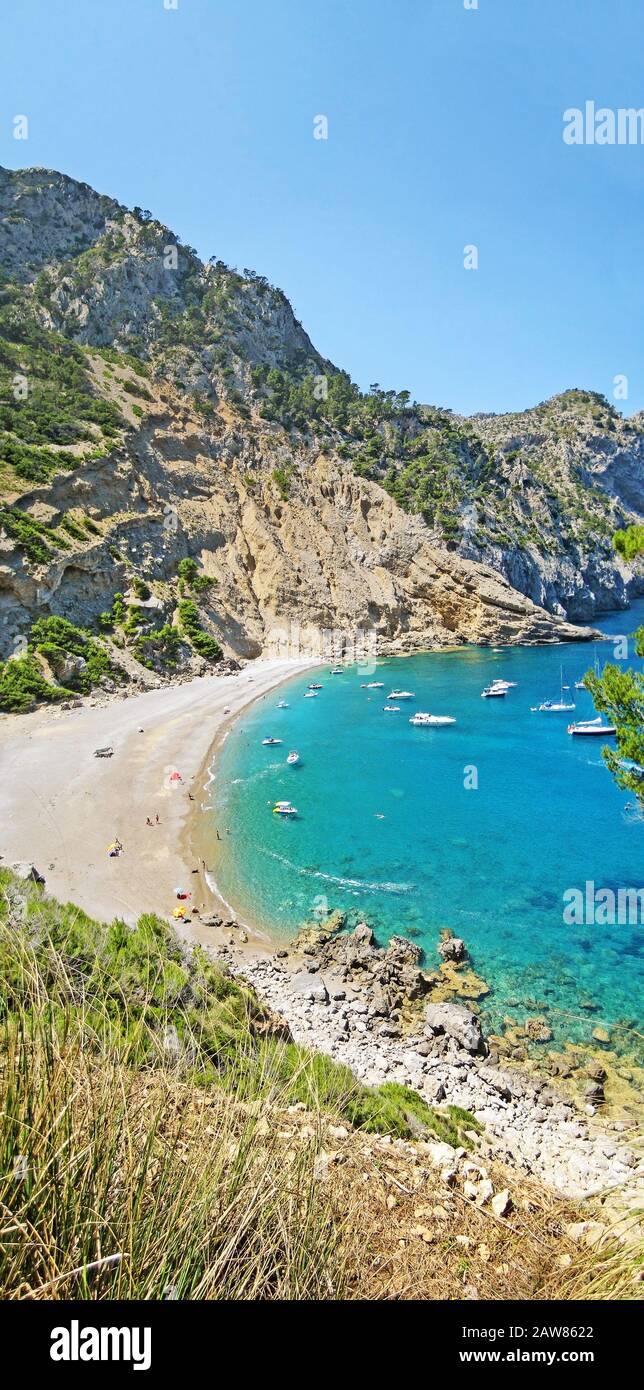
[525,1016,553,1043]
[438,934,467,963]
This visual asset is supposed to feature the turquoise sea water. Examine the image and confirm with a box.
[207,602,644,1049]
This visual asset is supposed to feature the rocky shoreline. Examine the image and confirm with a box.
[205,914,643,1203]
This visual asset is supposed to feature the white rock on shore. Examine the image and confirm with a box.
[213,926,643,1202]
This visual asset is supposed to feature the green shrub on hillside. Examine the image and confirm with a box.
[271,464,294,500]
[614,524,644,562]
[0,436,79,484]
[178,598,221,660]
[134,623,181,671]
[0,870,477,1147]
[30,615,119,693]
[0,506,64,565]
[59,514,88,541]
[0,305,124,447]
[177,557,216,594]
[0,654,66,712]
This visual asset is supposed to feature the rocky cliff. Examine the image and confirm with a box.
[1,165,642,692]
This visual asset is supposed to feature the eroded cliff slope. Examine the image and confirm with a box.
[1,165,641,697]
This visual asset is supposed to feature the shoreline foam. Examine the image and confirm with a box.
[0,656,318,937]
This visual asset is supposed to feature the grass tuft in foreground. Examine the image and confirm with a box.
[0,872,640,1300]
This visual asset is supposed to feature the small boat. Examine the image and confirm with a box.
[273,799,298,815]
[276,700,289,709]
[536,666,575,712]
[575,651,602,690]
[308,682,323,690]
[361,681,384,689]
[567,717,616,737]
[286,750,300,765]
[387,690,415,700]
[490,679,517,690]
[262,736,282,746]
[383,705,400,712]
[481,685,506,698]
[409,712,456,727]
[619,758,644,777]
[330,667,343,675]
[303,691,318,699]
[536,698,576,712]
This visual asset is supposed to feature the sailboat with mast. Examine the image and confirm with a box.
[575,648,601,690]
[532,665,576,713]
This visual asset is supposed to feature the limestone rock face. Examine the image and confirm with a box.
[424,1002,486,1055]
[0,418,599,660]
[0,165,640,673]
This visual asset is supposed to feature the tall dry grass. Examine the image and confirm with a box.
[1,877,641,1301]
[0,1004,347,1299]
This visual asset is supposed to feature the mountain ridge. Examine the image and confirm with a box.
[1,164,642,702]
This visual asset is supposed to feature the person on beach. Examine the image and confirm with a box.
[146,817,152,826]
[155,813,160,824]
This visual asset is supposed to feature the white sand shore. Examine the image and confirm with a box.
[0,658,314,929]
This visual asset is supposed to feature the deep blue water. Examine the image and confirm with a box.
[207,602,644,1049]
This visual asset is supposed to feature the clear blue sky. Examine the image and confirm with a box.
[2,0,644,415]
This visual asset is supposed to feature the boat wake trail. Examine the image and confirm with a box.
[230,765,279,786]
[261,848,415,894]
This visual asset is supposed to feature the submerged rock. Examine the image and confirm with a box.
[525,1016,554,1043]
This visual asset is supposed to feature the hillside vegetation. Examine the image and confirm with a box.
[0,870,636,1301]
[0,166,643,695]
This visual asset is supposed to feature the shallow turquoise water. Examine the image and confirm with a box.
[207,602,644,1048]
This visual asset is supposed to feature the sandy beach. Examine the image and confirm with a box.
[0,657,315,935]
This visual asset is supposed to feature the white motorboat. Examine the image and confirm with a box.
[303,691,318,698]
[409,712,456,727]
[276,700,289,709]
[383,705,400,712]
[262,736,282,746]
[537,699,576,712]
[387,690,415,700]
[481,685,506,698]
[490,679,517,690]
[286,750,300,765]
[567,717,616,737]
[308,682,323,690]
[330,667,343,675]
[619,758,644,777]
[272,800,298,815]
[361,681,384,689]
